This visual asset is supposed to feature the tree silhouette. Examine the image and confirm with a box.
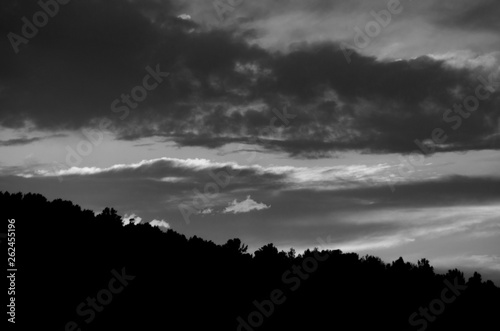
[1,191,498,330]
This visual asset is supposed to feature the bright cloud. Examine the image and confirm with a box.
[200,208,214,215]
[123,213,142,226]
[149,219,171,231]
[223,196,270,214]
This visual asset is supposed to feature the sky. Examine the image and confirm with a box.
[0,0,499,283]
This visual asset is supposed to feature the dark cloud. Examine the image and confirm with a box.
[0,137,41,146]
[1,0,499,157]
[430,0,500,31]
[0,134,66,146]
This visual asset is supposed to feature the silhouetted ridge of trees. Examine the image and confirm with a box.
[1,191,499,330]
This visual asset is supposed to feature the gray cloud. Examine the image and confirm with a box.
[0,158,499,268]
[1,157,499,227]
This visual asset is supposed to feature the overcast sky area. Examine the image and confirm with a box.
[1,0,499,283]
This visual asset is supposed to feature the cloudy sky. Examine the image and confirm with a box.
[1,0,499,282]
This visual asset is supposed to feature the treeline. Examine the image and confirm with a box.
[1,191,499,330]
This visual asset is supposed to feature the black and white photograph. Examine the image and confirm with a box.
[1,0,499,330]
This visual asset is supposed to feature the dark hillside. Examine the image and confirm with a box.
[1,191,499,330]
